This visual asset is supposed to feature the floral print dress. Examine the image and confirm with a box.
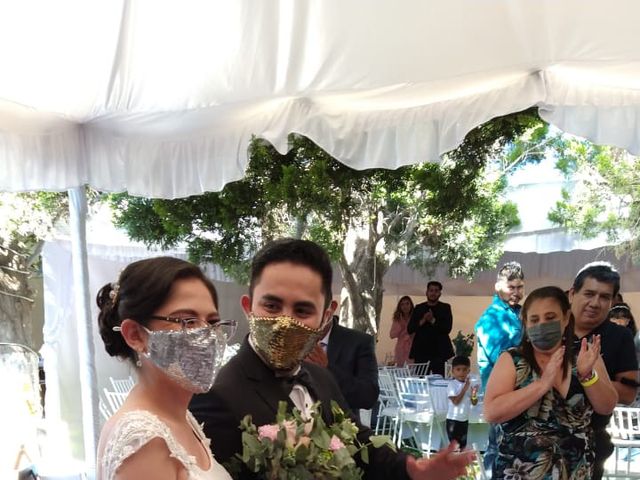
[494,348,594,480]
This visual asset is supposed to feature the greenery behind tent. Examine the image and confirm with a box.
[3,108,640,342]
[111,109,546,334]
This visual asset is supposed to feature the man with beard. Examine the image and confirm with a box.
[407,281,454,376]
[189,239,474,480]
[570,262,638,480]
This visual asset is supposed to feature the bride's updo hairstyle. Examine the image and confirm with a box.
[97,256,218,364]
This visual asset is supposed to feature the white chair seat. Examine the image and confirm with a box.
[380,405,399,415]
[402,410,434,424]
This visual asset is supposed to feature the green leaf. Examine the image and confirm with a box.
[369,435,395,450]
[359,445,369,464]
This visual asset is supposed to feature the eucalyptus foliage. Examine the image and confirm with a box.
[549,138,640,263]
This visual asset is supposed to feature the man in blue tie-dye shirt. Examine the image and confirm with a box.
[474,261,525,476]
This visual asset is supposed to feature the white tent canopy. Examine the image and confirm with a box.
[2,0,640,198]
[3,1,640,476]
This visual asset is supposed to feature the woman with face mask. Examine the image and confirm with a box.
[484,286,617,480]
[95,257,236,480]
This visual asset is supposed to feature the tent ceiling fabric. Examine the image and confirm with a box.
[1,0,640,198]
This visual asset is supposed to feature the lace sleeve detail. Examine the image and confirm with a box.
[100,410,200,480]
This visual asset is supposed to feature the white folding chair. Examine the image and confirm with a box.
[101,388,128,419]
[387,365,411,380]
[408,362,430,377]
[109,376,135,394]
[99,400,112,422]
[395,376,442,457]
[607,406,640,476]
[375,368,401,443]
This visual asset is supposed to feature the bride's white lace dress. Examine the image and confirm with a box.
[98,410,232,480]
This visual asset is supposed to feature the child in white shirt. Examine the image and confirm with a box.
[446,355,478,449]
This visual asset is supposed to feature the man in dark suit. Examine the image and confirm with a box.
[308,315,379,417]
[407,281,454,376]
[190,239,473,480]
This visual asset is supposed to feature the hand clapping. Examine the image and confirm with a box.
[540,346,564,389]
[420,309,434,326]
[576,334,601,379]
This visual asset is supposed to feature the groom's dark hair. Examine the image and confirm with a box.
[249,238,333,308]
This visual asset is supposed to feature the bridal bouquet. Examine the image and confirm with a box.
[235,400,394,480]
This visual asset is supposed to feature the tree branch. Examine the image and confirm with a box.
[0,265,30,275]
[0,245,30,259]
[0,290,34,303]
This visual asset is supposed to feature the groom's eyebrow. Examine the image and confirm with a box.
[293,300,317,311]
[261,294,283,304]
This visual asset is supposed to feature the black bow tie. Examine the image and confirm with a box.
[279,366,317,400]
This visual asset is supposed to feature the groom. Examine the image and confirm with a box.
[190,238,473,479]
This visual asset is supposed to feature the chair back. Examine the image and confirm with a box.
[387,365,411,380]
[607,406,640,475]
[101,388,128,417]
[395,377,433,413]
[109,376,135,394]
[609,406,640,440]
[378,369,400,407]
[99,400,112,422]
[408,362,430,377]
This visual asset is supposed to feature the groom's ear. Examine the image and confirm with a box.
[241,294,252,314]
[329,299,338,315]
[320,299,338,327]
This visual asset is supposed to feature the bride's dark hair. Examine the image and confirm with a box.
[96,256,218,364]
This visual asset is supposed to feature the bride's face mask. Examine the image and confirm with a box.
[248,314,327,371]
[140,317,236,393]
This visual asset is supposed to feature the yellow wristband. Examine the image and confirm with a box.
[580,370,599,387]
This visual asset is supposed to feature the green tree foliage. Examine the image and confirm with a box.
[112,109,545,333]
[549,137,640,262]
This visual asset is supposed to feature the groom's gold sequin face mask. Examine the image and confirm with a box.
[249,314,326,371]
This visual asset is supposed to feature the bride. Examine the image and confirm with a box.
[95,256,235,480]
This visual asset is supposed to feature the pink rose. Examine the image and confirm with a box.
[258,424,279,442]
[329,435,345,451]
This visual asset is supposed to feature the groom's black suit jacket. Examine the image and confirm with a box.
[189,337,409,480]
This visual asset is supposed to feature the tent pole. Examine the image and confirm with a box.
[68,186,98,478]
